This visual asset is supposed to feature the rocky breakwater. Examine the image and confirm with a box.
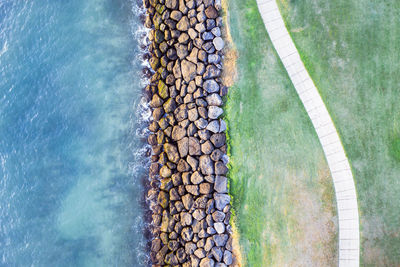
[143,0,234,266]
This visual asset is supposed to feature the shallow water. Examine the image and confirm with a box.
[0,0,150,266]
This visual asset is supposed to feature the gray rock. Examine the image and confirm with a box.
[210,148,223,161]
[199,182,212,194]
[203,79,219,93]
[191,171,204,184]
[213,234,228,247]
[211,246,223,262]
[202,31,214,41]
[214,222,225,234]
[177,16,190,31]
[200,258,215,267]
[198,129,211,140]
[195,22,206,33]
[215,161,228,175]
[176,43,189,59]
[206,19,216,30]
[177,159,191,172]
[208,106,223,119]
[214,193,230,211]
[189,137,201,155]
[173,60,182,77]
[181,59,197,82]
[195,117,208,129]
[187,155,199,170]
[216,264,227,267]
[206,120,220,133]
[208,54,221,64]
[210,133,225,147]
[213,37,224,51]
[219,119,227,132]
[164,143,180,163]
[193,209,206,221]
[223,250,233,265]
[206,93,223,106]
[211,26,221,37]
[214,176,227,193]
[174,104,188,121]
[200,155,214,175]
[207,226,216,235]
[191,255,201,267]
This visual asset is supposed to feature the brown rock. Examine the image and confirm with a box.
[199,155,214,175]
[177,16,190,31]
[177,159,191,172]
[189,137,201,155]
[181,59,197,82]
[177,137,189,157]
[190,171,204,184]
[164,143,180,163]
[172,125,187,141]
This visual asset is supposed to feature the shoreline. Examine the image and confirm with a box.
[142,0,236,265]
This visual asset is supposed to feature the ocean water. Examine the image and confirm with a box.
[0,0,151,266]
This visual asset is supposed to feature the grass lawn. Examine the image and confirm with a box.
[224,0,337,265]
[276,0,400,265]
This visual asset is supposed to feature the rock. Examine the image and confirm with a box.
[206,120,220,133]
[155,245,169,265]
[160,178,173,191]
[199,182,212,194]
[199,155,214,175]
[193,209,206,221]
[213,234,228,247]
[203,79,219,93]
[187,122,197,136]
[172,173,183,186]
[174,104,188,121]
[177,137,189,157]
[176,43,189,59]
[208,54,221,64]
[154,30,165,43]
[212,210,225,222]
[202,31,214,41]
[188,108,199,121]
[150,56,160,70]
[150,94,164,108]
[201,140,214,154]
[182,193,194,210]
[204,237,214,252]
[194,248,207,259]
[181,212,193,226]
[170,187,180,201]
[177,159,191,172]
[189,137,201,155]
[214,222,225,234]
[223,250,233,265]
[176,247,186,263]
[211,26,221,37]
[219,119,227,132]
[198,129,211,140]
[187,155,199,170]
[181,59,197,82]
[158,191,169,209]
[195,118,208,129]
[208,106,223,119]
[214,175,227,193]
[165,0,178,9]
[164,143,180,164]
[163,98,177,113]
[186,184,199,195]
[210,149,223,161]
[214,193,230,211]
[206,19,216,31]
[191,171,204,184]
[172,125,187,141]
[198,106,207,119]
[187,47,199,63]
[182,227,194,241]
[210,133,226,147]
[215,161,228,175]
[177,16,190,31]
[170,10,183,21]
[211,246,223,262]
[203,65,221,79]
[205,6,218,19]
[160,165,172,178]
[168,240,180,251]
[213,37,224,51]
[185,242,197,255]
[200,258,215,267]
[173,60,182,78]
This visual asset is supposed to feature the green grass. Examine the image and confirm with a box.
[225,0,337,265]
[276,0,400,265]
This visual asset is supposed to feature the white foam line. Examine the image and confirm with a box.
[256,1,360,266]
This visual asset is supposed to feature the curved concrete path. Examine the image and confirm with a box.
[256,0,360,266]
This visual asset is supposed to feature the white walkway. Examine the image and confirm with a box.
[256,0,360,266]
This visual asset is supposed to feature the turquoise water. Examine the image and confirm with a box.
[0,0,150,266]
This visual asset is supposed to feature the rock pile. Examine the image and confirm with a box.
[143,0,233,266]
